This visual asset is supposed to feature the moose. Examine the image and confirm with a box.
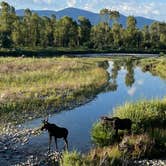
[100,116,132,137]
[41,119,68,152]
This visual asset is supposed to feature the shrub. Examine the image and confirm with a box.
[159,52,165,57]
[113,99,166,133]
[148,128,166,149]
[91,121,116,146]
[60,151,83,166]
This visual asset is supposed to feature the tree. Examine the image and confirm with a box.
[30,13,41,47]
[54,16,78,47]
[110,10,120,24]
[0,1,16,47]
[112,23,123,48]
[22,9,32,46]
[99,8,110,24]
[100,9,120,26]
[90,22,113,49]
[0,30,11,48]
[78,16,91,46]
[11,16,23,46]
[142,25,151,49]
[124,16,138,48]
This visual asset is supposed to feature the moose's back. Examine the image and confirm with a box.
[114,118,132,130]
[49,123,68,138]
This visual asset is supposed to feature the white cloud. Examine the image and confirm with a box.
[84,3,92,10]
[128,86,136,96]
[106,1,165,21]
[33,0,52,4]
[137,79,144,85]
[67,0,76,7]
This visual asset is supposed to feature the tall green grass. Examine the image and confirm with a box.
[114,99,166,133]
[91,98,166,158]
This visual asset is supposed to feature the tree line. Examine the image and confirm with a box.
[0,1,166,51]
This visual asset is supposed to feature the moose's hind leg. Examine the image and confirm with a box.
[54,137,58,151]
[63,137,68,150]
[48,135,52,153]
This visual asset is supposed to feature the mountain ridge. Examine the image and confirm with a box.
[16,7,156,28]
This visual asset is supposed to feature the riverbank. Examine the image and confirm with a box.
[138,56,166,79]
[0,47,164,57]
[0,57,109,128]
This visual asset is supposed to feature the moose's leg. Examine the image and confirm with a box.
[48,135,52,152]
[128,128,132,135]
[115,128,118,138]
[64,137,68,150]
[54,137,58,151]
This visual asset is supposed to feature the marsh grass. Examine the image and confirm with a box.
[138,57,166,79]
[90,98,166,162]
[0,57,109,125]
[114,99,166,133]
[60,151,84,166]
[91,121,116,146]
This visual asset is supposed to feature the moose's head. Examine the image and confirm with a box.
[41,118,49,131]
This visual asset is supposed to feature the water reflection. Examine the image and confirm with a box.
[125,59,135,87]
[105,61,121,92]
[105,59,136,92]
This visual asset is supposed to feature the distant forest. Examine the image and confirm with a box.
[0,1,166,51]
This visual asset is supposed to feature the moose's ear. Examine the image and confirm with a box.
[42,119,46,124]
[45,117,48,122]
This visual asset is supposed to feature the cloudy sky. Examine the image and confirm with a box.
[1,0,166,21]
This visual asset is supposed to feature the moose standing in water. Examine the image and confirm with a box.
[41,119,68,152]
[100,116,132,137]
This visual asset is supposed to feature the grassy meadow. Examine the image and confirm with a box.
[0,57,109,126]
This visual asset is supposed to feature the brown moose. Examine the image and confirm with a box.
[100,116,132,137]
[41,119,68,152]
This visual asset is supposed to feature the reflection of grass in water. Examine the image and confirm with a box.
[0,57,109,126]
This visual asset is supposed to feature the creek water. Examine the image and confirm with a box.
[22,61,166,153]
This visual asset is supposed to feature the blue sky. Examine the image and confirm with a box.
[1,0,166,21]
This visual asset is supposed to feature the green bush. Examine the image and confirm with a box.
[159,52,165,57]
[91,121,116,146]
[91,98,166,159]
[119,134,156,159]
[113,99,166,134]
[149,128,166,148]
[60,151,83,166]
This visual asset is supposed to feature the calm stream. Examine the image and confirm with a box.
[22,60,166,153]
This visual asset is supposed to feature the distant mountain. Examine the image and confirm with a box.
[16,7,155,28]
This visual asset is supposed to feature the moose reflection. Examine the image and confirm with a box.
[41,119,68,152]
